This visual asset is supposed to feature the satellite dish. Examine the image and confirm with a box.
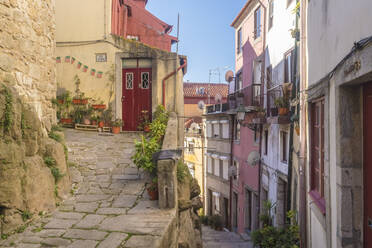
[247,151,260,166]
[198,100,205,110]
[215,93,222,103]
[225,70,235,83]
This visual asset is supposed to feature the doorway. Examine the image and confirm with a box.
[364,83,372,248]
[245,189,252,231]
[122,59,152,131]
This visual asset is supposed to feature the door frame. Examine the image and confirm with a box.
[363,83,372,247]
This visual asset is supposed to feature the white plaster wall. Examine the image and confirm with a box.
[307,0,372,86]
[310,211,327,248]
[264,0,296,86]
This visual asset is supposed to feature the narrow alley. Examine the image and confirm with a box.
[202,225,253,248]
[0,130,175,248]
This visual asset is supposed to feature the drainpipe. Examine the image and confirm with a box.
[229,114,234,231]
[162,59,187,108]
[299,0,308,246]
[257,123,263,229]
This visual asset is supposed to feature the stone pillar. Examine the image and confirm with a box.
[158,159,178,209]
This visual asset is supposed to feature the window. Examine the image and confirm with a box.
[281,131,288,163]
[236,72,243,91]
[206,122,212,138]
[254,128,260,143]
[237,28,242,54]
[213,122,220,138]
[234,119,241,141]
[253,61,262,84]
[214,159,220,177]
[222,122,229,139]
[284,50,294,84]
[126,73,133,89]
[207,157,212,173]
[219,160,224,178]
[233,160,240,182]
[310,99,325,213]
[268,0,274,30]
[264,130,268,155]
[141,72,150,89]
[188,142,194,153]
[254,7,261,39]
[222,160,229,180]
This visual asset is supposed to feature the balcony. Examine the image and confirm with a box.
[206,102,229,114]
[228,84,262,111]
[266,84,291,124]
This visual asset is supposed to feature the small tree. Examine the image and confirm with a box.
[252,201,300,248]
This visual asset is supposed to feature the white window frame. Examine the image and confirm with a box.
[126,72,134,90]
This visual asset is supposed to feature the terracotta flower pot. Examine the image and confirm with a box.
[112,126,121,134]
[72,99,88,105]
[279,107,289,116]
[83,118,91,125]
[98,121,104,128]
[57,99,64,104]
[144,125,151,133]
[91,120,97,125]
[295,126,300,136]
[147,188,158,201]
[60,118,73,124]
[92,104,106,110]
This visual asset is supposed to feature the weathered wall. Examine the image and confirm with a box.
[0,0,70,234]
[0,0,57,131]
[307,0,372,87]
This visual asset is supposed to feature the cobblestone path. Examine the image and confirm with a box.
[202,225,253,248]
[0,129,175,248]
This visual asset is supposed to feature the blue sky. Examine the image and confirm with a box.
[146,0,246,83]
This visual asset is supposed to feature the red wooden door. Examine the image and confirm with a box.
[122,68,152,131]
[364,83,372,248]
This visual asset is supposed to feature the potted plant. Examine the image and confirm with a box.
[92,101,106,110]
[111,118,123,134]
[102,107,113,127]
[137,110,150,132]
[256,107,266,118]
[91,115,98,125]
[274,97,289,116]
[146,178,158,201]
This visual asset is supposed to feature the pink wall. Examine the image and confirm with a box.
[111,0,176,52]
[232,1,265,234]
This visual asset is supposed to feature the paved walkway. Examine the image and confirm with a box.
[0,129,175,248]
[202,225,253,248]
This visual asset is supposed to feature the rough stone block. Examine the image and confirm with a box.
[44,219,79,229]
[74,202,99,213]
[67,240,98,248]
[112,195,137,208]
[125,235,160,248]
[63,229,107,240]
[42,238,71,246]
[97,232,128,248]
[75,214,106,229]
[157,159,177,209]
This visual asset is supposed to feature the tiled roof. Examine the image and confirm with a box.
[184,117,202,128]
[184,82,229,98]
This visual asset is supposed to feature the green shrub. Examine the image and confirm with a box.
[209,214,224,230]
[51,124,63,132]
[132,105,169,176]
[51,167,64,183]
[44,156,56,167]
[177,161,188,183]
[21,210,32,222]
[252,208,300,248]
[48,131,62,143]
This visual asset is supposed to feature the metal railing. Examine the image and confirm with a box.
[228,84,262,110]
[206,102,229,114]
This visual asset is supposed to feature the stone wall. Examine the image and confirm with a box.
[0,0,70,234]
[157,113,203,248]
[0,0,57,131]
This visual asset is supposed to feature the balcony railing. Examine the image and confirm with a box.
[206,102,229,114]
[228,84,262,110]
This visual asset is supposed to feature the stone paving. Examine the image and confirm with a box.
[202,225,253,248]
[0,129,175,248]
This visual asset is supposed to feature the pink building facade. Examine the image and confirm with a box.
[230,0,266,234]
